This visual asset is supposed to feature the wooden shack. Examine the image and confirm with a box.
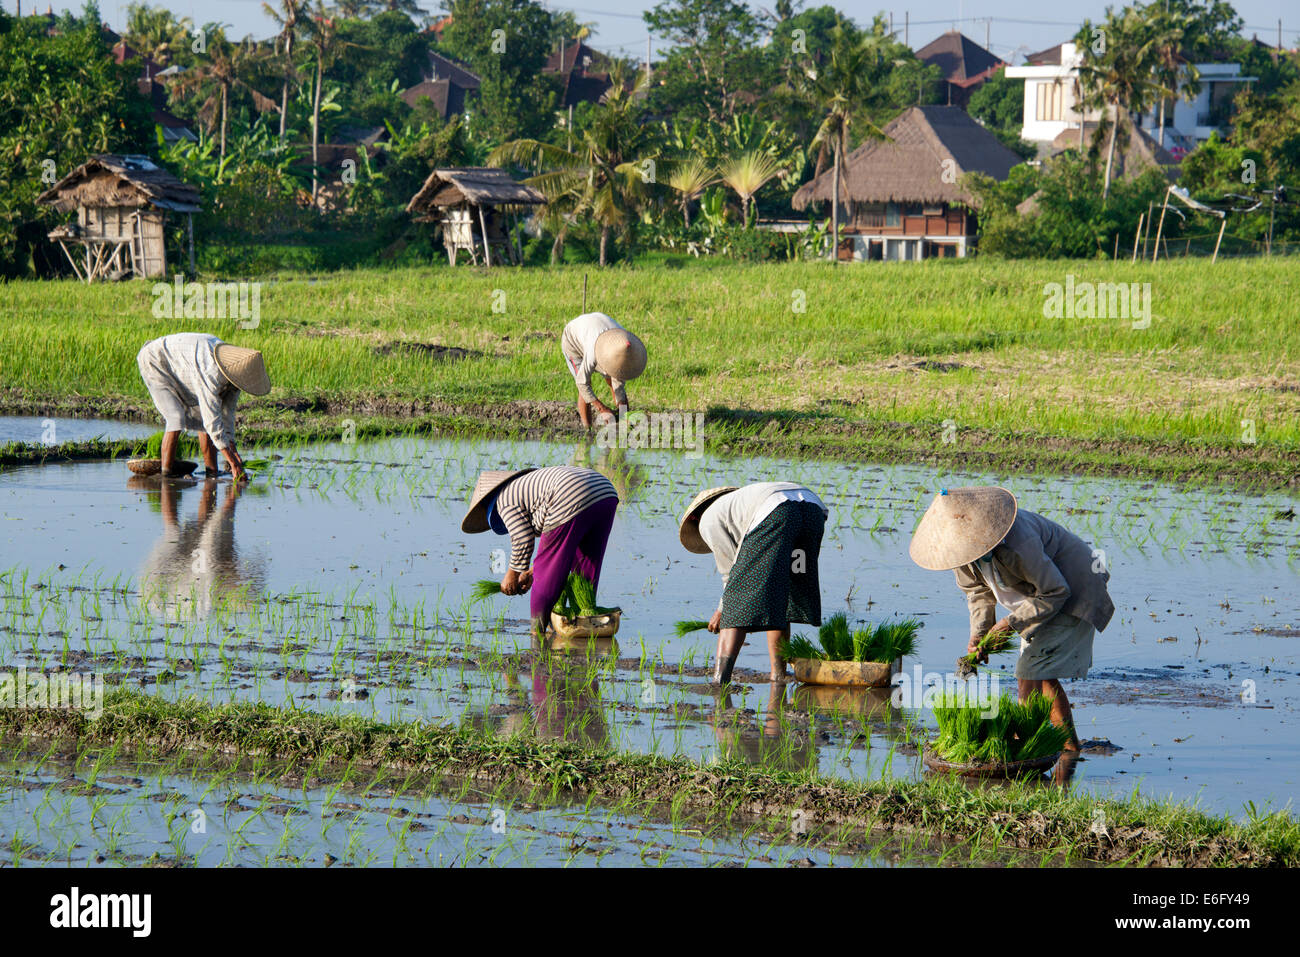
[406,167,545,266]
[36,154,201,282]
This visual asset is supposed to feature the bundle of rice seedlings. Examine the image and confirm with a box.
[553,572,617,619]
[778,634,820,661]
[931,691,1069,765]
[675,620,711,638]
[956,628,1019,676]
[470,579,503,602]
[142,431,200,460]
[862,619,920,663]
[817,613,854,661]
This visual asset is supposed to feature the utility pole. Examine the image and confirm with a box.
[646,35,651,77]
[905,11,909,47]
[985,18,991,51]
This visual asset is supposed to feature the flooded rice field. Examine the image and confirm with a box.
[1,432,1297,864]
[0,416,155,447]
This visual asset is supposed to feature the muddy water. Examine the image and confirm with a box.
[0,416,155,446]
[1,435,1297,822]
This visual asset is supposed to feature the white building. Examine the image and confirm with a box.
[1006,42,1253,158]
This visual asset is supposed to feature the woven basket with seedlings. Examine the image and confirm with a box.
[551,572,620,639]
[127,458,199,476]
[779,613,919,688]
[928,691,1071,773]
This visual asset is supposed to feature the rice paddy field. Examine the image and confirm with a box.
[0,258,1297,873]
[2,258,1299,485]
[0,428,1297,868]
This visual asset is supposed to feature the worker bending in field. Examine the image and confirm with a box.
[560,312,647,428]
[680,482,828,685]
[463,465,620,638]
[136,333,270,482]
[909,486,1114,752]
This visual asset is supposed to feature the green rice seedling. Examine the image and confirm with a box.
[779,614,918,663]
[142,431,200,459]
[956,628,1019,676]
[780,633,820,661]
[932,692,1069,765]
[469,579,503,602]
[552,572,615,618]
[674,620,710,638]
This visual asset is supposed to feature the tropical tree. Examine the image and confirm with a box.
[170,27,278,169]
[123,2,192,77]
[1074,9,1167,199]
[719,150,781,225]
[1146,4,1201,149]
[262,0,306,145]
[665,156,716,227]
[798,23,887,263]
[300,1,360,200]
[490,68,659,265]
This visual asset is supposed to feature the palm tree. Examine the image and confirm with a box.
[1147,6,1201,150]
[665,157,716,227]
[171,28,278,169]
[490,68,659,266]
[123,3,192,78]
[262,0,306,145]
[301,2,349,201]
[719,150,782,226]
[1074,10,1167,199]
[799,24,887,263]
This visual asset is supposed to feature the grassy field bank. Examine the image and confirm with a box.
[3,258,1298,485]
[2,690,1295,867]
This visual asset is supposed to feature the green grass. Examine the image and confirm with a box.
[782,612,919,663]
[2,259,1298,483]
[1,689,1295,866]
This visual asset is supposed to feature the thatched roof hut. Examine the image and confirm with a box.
[406,167,545,267]
[37,154,200,281]
[38,154,200,214]
[793,105,1022,209]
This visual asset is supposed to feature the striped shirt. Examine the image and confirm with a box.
[496,466,619,570]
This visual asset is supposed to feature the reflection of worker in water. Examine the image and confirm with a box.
[569,442,646,503]
[135,476,257,620]
[561,313,647,429]
[711,684,815,771]
[136,332,270,481]
[679,483,828,685]
[530,665,607,748]
[909,487,1114,753]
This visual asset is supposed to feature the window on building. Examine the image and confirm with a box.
[1036,81,1062,121]
[923,203,944,216]
[885,202,899,227]
[903,202,922,217]
[861,203,885,228]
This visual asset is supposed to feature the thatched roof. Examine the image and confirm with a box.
[1050,123,1181,181]
[793,106,1023,209]
[406,167,545,220]
[36,154,200,213]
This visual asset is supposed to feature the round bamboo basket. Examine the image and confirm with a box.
[127,459,198,477]
[921,746,1062,778]
[791,656,900,688]
[549,609,621,640]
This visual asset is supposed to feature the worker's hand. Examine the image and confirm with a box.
[516,569,534,594]
[707,610,722,634]
[967,634,983,658]
[594,402,615,422]
[501,569,522,596]
[224,449,247,483]
[989,617,1012,640]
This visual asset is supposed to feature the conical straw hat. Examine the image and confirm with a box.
[594,328,647,381]
[678,486,739,553]
[462,469,537,533]
[908,486,1018,571]
[214,344,271,396]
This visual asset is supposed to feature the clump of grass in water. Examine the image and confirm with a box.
[779,612,918,663]
[933,691,1070,765]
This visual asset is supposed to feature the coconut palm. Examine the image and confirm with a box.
[1147,6,1201,150]
[666,157,717,227]
[170,28,278,169]
[719,150,782,226]
[799,24,887,263]
[300,2,353,201]
[123,3,192,77]
[1074,10,1167,199]
[490,67,659,267]
[262,0,306,145]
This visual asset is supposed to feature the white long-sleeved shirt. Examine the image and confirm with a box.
[698,482,828,609]
[561,312,631,407]
[136,333,238,450]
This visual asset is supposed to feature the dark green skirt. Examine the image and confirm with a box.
[720,500,825,630]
